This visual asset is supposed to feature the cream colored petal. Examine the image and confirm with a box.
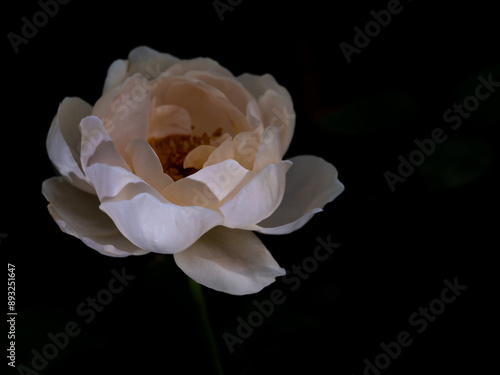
[79,116,129,172]
[250,155,344,235]
[151,76,250,136]
[173,227,285,295]
[219,160,292,228]
[183,145,216,170]
[102,46,179,94]
[258,89,296,157]
[162,159,249,210]
[233,130,260,170]
[100,74,150,157]
[127,46,180,80]
[238,73,293,104]
[186,71,258,117]
[238,73,295,156]
[147,104,192,139]
[125,138,174,193]
[99,193,223,254]
[252,125,282,173]
[47,97,94,194]
[203,137,235,168]
[85,163,165,204]
[165,57,235,78]
[42,177,148,257]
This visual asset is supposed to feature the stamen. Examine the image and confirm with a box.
[148,127,223,181]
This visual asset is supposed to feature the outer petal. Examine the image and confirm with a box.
[42,177,148,257]
[173,227,285,295]
[46,97,94,194]
[238,73,295,156]
[164,57,235,79]
[99,193,223,254]
[102,46,180,94]
[219,160,292,228]
[250,155,344,235]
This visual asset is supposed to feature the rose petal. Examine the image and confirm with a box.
[79,116,129,172]
[102,46,179,94]
[233,130,260,170]
[183,145,216,170]
[187,71,258,117]
[47,97,95,194]
[125,138,174,192]
[238,73,295,156]
[252,125,282,172]
[85,162,164,203]
[173,226,285,295]
[250,155,344,234]
[203,137,235,168]
[99,193,223,254]
[42,177,148,257]
[258,89,296,157]
[162,159,249,209]
[100,74,150,157]
[151,76,249,136]
[165,57,235,79]
[219,160,292,228]
[147,104,192,139]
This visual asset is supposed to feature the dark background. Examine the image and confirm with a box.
[2,0,497,374]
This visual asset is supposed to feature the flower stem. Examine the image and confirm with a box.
[188,278,224,375]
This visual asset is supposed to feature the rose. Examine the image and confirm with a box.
[42,46,344,295]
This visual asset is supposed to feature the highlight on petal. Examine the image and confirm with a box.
[250,155,344,235]
[47,97,95,194]
[219,160,292,228]
[99,193,223,254]
[42,177,149,257]
[173,226,285,295]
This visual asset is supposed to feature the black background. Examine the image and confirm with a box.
[2,0,497,374]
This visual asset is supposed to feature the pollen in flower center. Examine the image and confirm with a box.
[148,128,222,181]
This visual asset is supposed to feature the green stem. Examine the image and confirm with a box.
[188,278,224,375]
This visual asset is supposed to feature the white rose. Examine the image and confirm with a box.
[42,46,344,295]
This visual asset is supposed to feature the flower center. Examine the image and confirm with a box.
[148,128,222,181]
